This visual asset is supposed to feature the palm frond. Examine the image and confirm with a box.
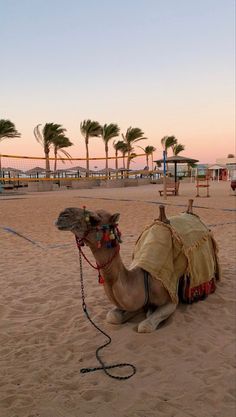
[80,120,102,138]
[57,148,73,163]
[173,143,185,155]
[101,123,120,143]
[123,127,147,144]
[145,145,156,154]
[137,145,156,155]
[161,135,178,150]
[33,124,43,145]
[0,119,21,142]
[113,139,126,151]
[52,135,73,149]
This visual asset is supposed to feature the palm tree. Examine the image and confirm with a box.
[161,135,178,172]
[113,140,126,177]
[51,135,73,173]
[161,135,178,157]
[0,119,21,143]
[119,142,129,169]
[122,127,147,172]
[34,123,66,177]
[0,119,21,172]
[101,123,120,177]
[138,145,156,170]
[172,143,185,156]
[80,120,102,176]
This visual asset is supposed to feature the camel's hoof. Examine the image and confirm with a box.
[138,320,156,333]
[106,309,124,324]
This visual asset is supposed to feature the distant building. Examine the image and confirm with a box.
[216,157,236,165]
[208,157,236,181]
[208,164,227,181]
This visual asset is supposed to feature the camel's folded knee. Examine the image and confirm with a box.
[106,308,139,324]
[106,308,126,324]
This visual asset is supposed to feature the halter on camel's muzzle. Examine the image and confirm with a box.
[75,206,122,284]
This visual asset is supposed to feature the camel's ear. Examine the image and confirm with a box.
[110,213,120,225]
[88,211,102,226]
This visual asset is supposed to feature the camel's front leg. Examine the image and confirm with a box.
[138,302,177,333]
[106,308,139,324]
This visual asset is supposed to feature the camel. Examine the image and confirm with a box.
[56,200,220,333]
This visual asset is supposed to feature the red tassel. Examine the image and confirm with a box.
[103,231,110,242]
[98,272,105,284]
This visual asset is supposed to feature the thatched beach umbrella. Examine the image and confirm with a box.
[25,167,45,174]
[69,165,87,172]
[98,167,116,172]
[2,167,23,174]
[1,167,24,179]
[25,167,47,178]
[154,155,199,184]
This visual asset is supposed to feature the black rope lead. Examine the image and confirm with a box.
[78,251,136,380]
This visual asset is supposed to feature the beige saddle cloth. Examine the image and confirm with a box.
[130,213,220,304]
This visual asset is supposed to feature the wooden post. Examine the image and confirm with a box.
[187,199,194,214]
[158,205,170,224]
[196,168,200,197]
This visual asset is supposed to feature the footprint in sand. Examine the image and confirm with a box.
[0,304,7,319]
[81,389,113,402]
[197,343,211,354]
[0,394,34,408]
[125,341,138,351]
[170,345,184,355]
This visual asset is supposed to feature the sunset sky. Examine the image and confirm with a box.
[1,0,235,168]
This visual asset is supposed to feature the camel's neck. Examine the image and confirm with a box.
[87,243,145,311]
[90,244,127,283]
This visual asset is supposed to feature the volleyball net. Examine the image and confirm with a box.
[0,153,157,184]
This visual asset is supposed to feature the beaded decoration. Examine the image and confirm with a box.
[83,205,90,223]
[96,224,122,249]
[83,205,122,249]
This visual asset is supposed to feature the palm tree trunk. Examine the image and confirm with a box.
[146,154,149,169]
[54,149,57,177]
[122,152,125,169]
[126,151,130,177]
[45,149,50,179]
[86,138,89,177]
[165,149,169,172]
[115,150,118,179]
[105,145,108,179]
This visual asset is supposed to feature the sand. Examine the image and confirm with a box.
[0,181,235,417]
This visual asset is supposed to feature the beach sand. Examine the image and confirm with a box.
[0,181,235,417]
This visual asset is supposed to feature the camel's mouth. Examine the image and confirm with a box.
[55,218,73,231]
[56,224,71,231]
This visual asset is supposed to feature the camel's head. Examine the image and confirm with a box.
[56,207,120,244]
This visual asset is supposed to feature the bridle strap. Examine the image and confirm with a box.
[143,270,150,308]
[75,236,120,271]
